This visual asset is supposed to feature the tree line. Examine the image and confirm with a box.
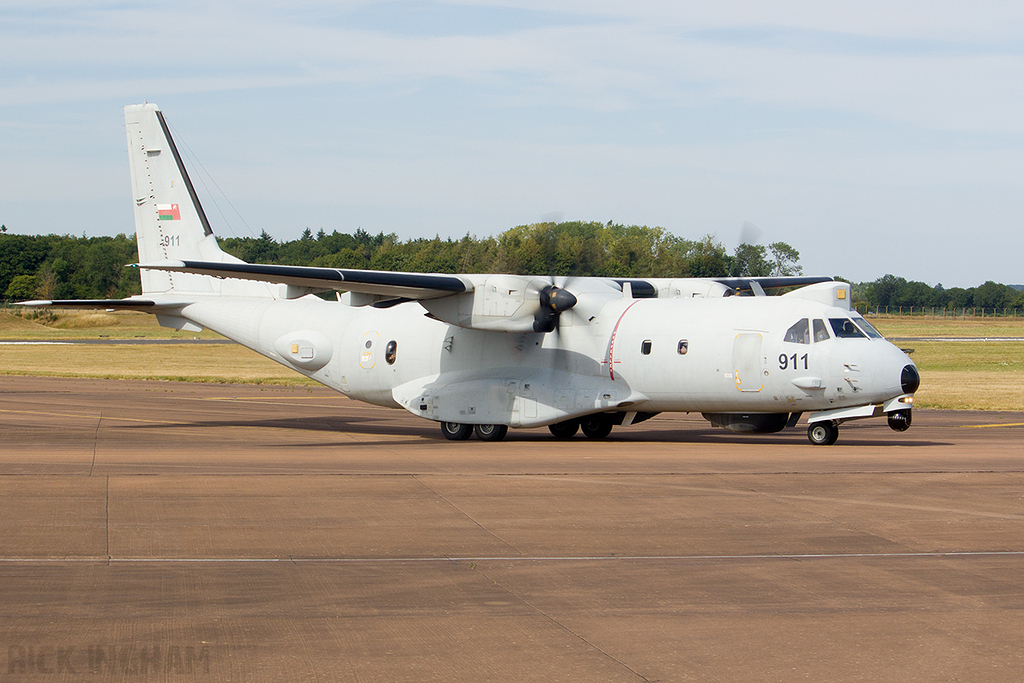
[850,274,1024,313]
[1,221,1020,311]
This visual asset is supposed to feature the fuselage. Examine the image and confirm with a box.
[176,285,916,427]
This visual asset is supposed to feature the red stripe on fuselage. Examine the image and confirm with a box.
[605,301,640,380]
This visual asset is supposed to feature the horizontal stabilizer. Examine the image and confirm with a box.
[135,260,470,300]
[17,298,192,311]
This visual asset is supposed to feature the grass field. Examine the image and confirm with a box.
[868,315,1024,339]
[0,308,225,340]
[2,310,1022,410]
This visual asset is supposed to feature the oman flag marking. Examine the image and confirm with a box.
[157,203,180,220]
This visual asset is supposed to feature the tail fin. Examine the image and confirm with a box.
[124,103,273,298]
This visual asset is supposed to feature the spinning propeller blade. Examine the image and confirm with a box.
[533,283,577,333]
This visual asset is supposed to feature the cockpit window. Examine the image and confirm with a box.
[813,319,830,342]
[852,315,884,339]
[784,319,810,344]
[830,318,867,338]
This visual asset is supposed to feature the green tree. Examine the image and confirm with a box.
[4,274,37,301]
[974,281,1013,310]
[768,242,802,276]
[684,236,730,277]
[731,243,770,277]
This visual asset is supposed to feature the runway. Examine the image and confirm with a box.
[1,376,1023,681]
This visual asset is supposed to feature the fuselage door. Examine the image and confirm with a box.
[733,333,764,392]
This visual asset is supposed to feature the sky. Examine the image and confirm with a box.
[1,1,1022,288]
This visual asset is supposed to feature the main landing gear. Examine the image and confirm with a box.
[442,415,618,442]
[547,414,615,440]
[443,412,650,442]
[440,422,509,442]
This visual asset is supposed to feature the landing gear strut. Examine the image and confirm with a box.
[807,421,839,446]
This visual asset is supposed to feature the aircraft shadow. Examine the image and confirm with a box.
[121,415,434,438]
[118,417,951,447]
[611,429,952,447]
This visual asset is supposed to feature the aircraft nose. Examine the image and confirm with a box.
[901,364,920,394]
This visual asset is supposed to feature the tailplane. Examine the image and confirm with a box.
[125,103,273,298]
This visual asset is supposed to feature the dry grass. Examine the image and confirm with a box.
[0,312,47,333]
[0,343,314,385]
[49,313,121,329]
[870,315,1024,339]
[904,341,1023,411]
[914,371,1023,412]
[0,310,224,340]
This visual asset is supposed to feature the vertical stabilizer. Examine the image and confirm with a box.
[125,103,273,297]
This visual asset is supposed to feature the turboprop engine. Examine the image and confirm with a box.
[419,274,576,333]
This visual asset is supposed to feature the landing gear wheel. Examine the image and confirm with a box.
[548,420,580,439]
[580,415,613,440]
[888,410,912,432]
[807,421,839,446]
[474,424,508,442]
[441,422,473,441]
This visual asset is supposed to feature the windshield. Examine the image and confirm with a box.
[852,315,884,339]
[830,318,867,339]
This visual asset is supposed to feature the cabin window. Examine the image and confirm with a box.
[830,318,867,338]
[641,340,652,355]
[385,340,398,365]
[784,319,810,344]
[813,319,830,342]
[677,340,688,355]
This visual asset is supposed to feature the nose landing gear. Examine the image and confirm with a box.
[887,410,912,432]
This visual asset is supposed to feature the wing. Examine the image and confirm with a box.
[714,276,834,294]
[134,260,470,300]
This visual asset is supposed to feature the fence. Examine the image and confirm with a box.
[855,305,1022,317]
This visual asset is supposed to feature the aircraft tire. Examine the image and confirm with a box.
[580,415,613,439]
[441,422,473,441]
[474,424,508,442]
[807,421,839,446]
[548,420,580,439]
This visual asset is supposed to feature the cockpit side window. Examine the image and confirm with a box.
[813,319,830,342]
[852,315,884,339]
[784,319,810,344]
[830,318,867,338]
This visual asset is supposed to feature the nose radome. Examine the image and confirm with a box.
[901,364,920,394]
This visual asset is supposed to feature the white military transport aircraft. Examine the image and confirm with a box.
[24,103,919,445]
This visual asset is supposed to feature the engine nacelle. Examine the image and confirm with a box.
[419,274,543,333]
[702,412,790,434]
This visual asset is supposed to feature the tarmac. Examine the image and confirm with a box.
[1,375,1022,682]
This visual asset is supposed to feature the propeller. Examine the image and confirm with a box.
[530,218,577,334]
[533,283,577,333]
